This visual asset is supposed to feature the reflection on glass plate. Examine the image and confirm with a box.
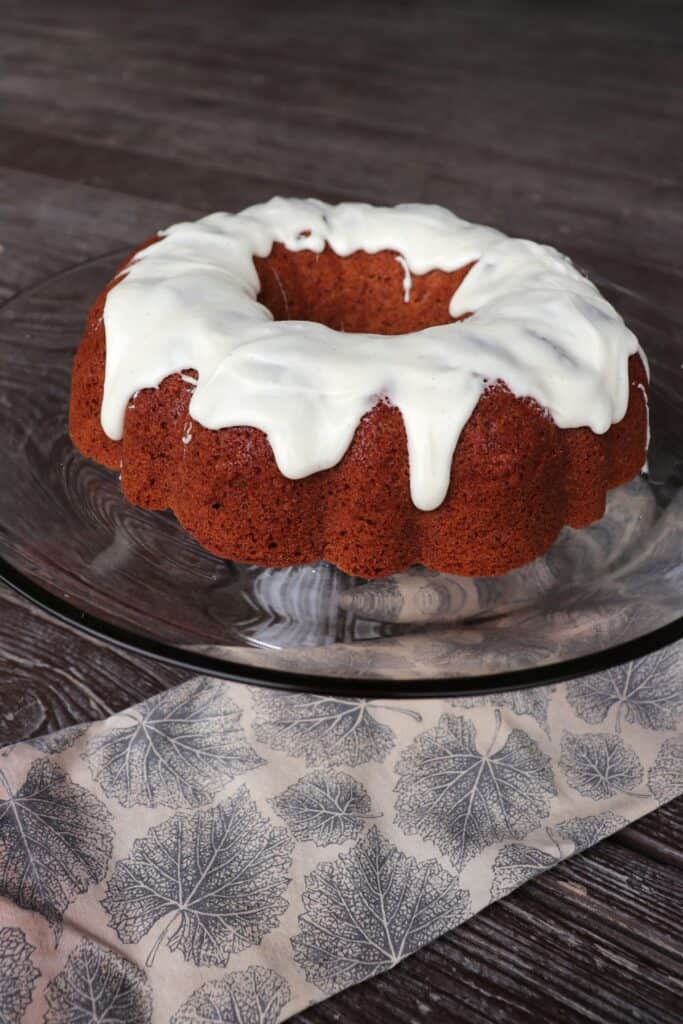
[0,252,681,695]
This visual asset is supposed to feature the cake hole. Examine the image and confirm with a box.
[254,243,475,335]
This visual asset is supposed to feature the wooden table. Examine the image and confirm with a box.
[1,2,681,1020]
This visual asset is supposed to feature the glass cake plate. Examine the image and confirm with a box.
[0,251,681,696]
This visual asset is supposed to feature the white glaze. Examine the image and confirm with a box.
[636,381,650,469]
[395,254,412,302]
[102,197,646,511]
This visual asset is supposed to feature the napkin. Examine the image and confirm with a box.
[0,641,681,1023]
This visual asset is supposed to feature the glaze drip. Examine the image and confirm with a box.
[394,254,412,303]
[102,198,644,511]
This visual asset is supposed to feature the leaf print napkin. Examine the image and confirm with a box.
[0,641,681,1023]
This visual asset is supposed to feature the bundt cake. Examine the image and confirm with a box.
[69,198,649,578]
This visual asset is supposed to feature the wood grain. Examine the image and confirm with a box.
[0,1,681,1021]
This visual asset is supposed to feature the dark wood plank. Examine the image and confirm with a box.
[1,1,681,275]
[0,165,195,299]
[616,801,683,869]
[0,585,192,744]
[0,1,681,1021]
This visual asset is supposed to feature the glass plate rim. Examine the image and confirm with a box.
[2,555,680,698]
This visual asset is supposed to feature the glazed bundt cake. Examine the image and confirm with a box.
[69,198,649,578]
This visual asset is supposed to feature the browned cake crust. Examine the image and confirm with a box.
[69,239,648,578]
